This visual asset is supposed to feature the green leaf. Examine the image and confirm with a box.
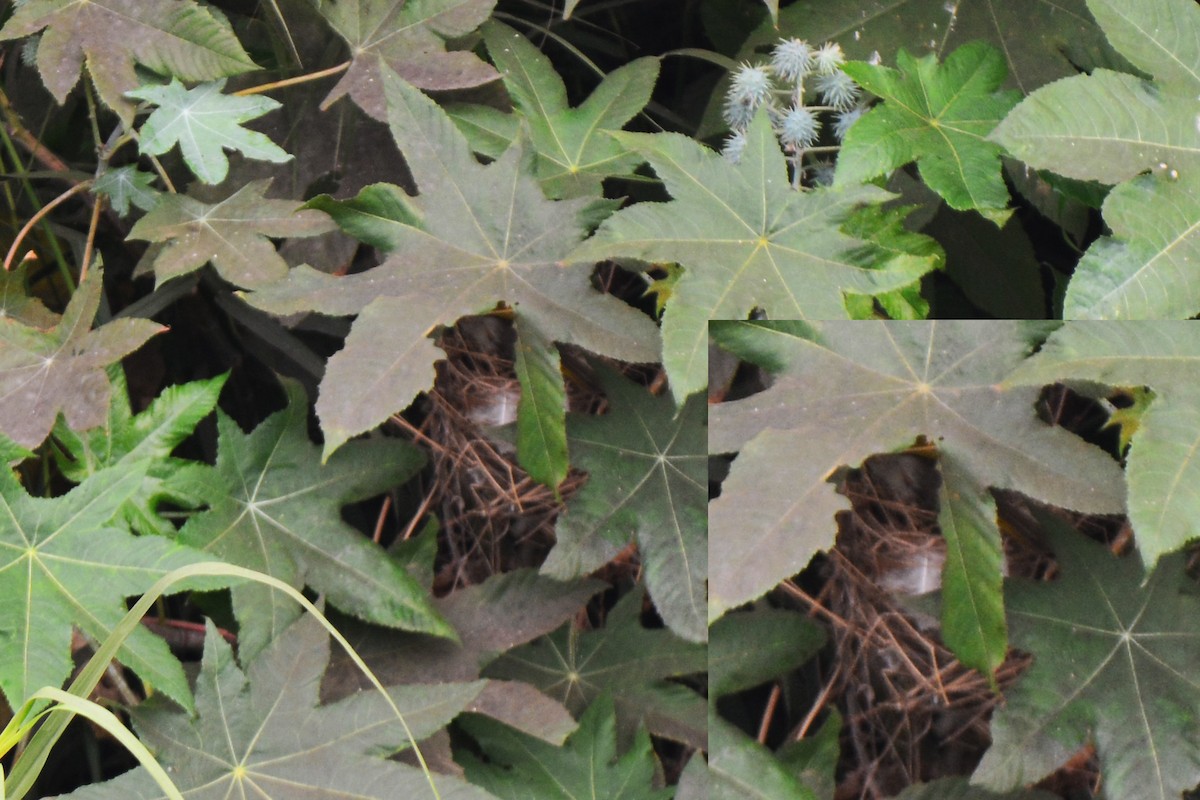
[459,695,672,800]
[708,320,1127,622]
[709,713,816,800]
[484,588,707,749]
[93,165,161,217]
[177,378,450,657]
[128,179,336,288]
[0,262,58,327]
[126,79,291,185]
[0,266,163,448]
[570,108,937,402]
[837,42,1020,223]
[0,463,221,709]
[470,21,659,198]
[1004,321,1200,572]
[303,183,423,251]
[315,0,499,120]
[53,369,228,538]
[61,614,495,800]
[0,0,256,123]
[938,452,1006,680]
[973,513,1200,800]
[989,0,1200,318]
[546,368,706,643]
[243,71,660,458]
[513,317,568,491]
[321,569,606,744]
[709,607,825,700]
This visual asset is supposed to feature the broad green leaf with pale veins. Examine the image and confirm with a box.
[129,179,335,288]
[484,588,707,749]
[459,695,671,800]
[94,166,160,217]
[990,0,1200,318]
[0,463,221,709]
[836,42,1020,222]
[0,267,162,448]
[244,72,659,458]
[973,513,1200,800]
[0,0,256,123]
[1005,322,1200,572]
[177,378,449,657]
[127,79,291,185]
[62,614,495,800]
[316,0,498,120]
[570,108,937,403]
[53,369,227,538]
[545,368,706,643]
[708,320,1126,622]
[466,20,659,198]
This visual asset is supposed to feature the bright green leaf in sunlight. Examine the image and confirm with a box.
[0,462,222,709]
[314,0,498,121]
[127,79,291,185]
[1005,322,1200,573]
[0,0,256,123]
[836,42,1020,224]
[544,368,706,643]
[484,588,707,750]
[53,369,228,538]
[972,513,1200,800]
[243,72,659,458]
[459,695,671,800]
[990,0,1200,318]
[570,108,937,403]
[447,20,659,199]
[0,266,163,449]
[707,320,1126,625]
[128,179,335,288]
[61,614,494,800]
[177,378,450,658]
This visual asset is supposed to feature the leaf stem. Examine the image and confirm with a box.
[233,61,351,96]
[3,181,92,273]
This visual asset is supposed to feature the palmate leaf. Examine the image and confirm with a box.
[315,0,499,121]
[0,463,222,709]
[545,368,706,643]
[128,179,336,289]
[484,588,707,750]
[0,266,163,448]
[177,378,449,657]
[321,568,606,744]
[93,165,161,217]
[707,321,1127,629]
[836,42,1020,223]
[990,0,1200,318]
[244,72,660,458]
[458,695,671,800]
[53,369,228,539]
[126,79,291,185]
[570,108,937,403]
[63,613,495,800]
[1005,322,1200,572]
[0,0,256,124]
[972,513,1200,800]
[447,21,659,199]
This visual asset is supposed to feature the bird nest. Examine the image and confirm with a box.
[396,317,589,593]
